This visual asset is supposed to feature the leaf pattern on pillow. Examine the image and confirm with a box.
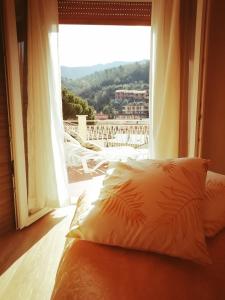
[98,180,146,227]
[203,219,223,235]
[151,167,204,244]
[195,240,210,258]
[168,167,203,199]
[152,160,176,174]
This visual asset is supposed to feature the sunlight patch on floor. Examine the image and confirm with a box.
[0,207,75,300]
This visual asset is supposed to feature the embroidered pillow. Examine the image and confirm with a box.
[203,171,225,237]
[67,158,211,264]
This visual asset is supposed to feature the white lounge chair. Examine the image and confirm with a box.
[64,132,142,173]
[64,132,106,173]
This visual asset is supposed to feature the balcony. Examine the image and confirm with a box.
[65,118,149,148]
[64,116,150,200]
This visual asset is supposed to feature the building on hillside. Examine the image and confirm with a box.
[123,101,149,117]
[115,90,149,101]
[116,101,149,119]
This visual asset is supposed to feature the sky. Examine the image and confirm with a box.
[59,25,150,67]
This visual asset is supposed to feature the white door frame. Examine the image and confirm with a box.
[3,0,51,229]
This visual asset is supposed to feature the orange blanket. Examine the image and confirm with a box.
[51,229,225,300]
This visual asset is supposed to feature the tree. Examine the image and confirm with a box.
[61,60,150,113]
[62,88,95,120]
[103,103,116,119]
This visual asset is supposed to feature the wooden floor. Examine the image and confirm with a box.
[0,206,75,300]
[0,166,107,300]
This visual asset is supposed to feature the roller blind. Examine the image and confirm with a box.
[58,1,151,25]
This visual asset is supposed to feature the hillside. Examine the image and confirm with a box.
[62,60,149,112]
[61,61,133,80]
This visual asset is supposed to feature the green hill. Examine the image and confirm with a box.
[62,60,149,112]
[61,61,132,80]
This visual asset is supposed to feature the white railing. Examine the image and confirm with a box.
[64,117,150,149]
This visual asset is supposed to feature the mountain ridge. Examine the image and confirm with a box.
[61,60,148,80]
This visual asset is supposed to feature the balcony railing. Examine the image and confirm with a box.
[64,117,150,149]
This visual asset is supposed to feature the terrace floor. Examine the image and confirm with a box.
[67,164,108,202]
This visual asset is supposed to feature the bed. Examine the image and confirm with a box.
[51,158,225,300]
[51,229,225,300]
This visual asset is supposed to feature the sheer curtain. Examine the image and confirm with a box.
[150,0,180,159]
[27,0,69,212]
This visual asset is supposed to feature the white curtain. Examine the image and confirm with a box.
[150,0,180,159]
[27,0,69,212]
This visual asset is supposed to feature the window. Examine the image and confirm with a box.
[59,0,151,185]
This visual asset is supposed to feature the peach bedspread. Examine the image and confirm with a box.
[51,229,225,300]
